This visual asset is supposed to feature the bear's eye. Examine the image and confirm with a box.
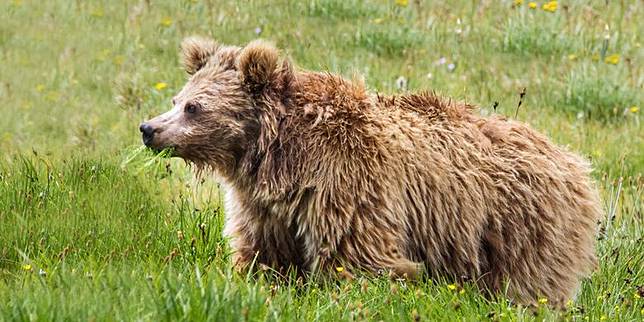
[184,102,199,114]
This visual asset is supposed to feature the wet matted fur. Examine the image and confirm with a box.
[141,37,602,306]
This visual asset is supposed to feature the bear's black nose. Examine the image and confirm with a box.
[139,123,155,145]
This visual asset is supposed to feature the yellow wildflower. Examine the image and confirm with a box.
[600,315,607,321]
[568,54,577,61]
[528,2,537,9]
[447,284,457,291]
[538,297,548,305]
[395,0,408,7]
[113,55,125,66]
[514,0,524,5]
[160,17,173,27]
[630,106,639,113]
[542,1,557,12]
[12,0,22,6]
[591,54,600,61]
[22,264,32,271]
[36,84,45,92]
[371,18,384,24]
[154,82,168,90]
[90,9,104,18]
[335,266,344,272]
[604,54,620,65]
[459,289,466,295]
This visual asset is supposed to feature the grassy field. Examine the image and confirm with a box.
[0,0,642,320]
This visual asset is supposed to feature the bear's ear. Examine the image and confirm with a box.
[181,36,219,75]
[236,39,279,94]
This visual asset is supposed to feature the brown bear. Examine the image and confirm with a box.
[140,37,602,306]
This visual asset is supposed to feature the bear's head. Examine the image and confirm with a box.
[140,37,292,177]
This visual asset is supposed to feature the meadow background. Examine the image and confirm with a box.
[0,0,642,320]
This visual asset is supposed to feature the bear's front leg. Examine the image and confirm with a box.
[227,230,258,274]
[224,202,305,275]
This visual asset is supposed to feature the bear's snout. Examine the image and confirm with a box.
[139,122,155,146]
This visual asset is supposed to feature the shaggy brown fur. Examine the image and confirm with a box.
[140,37,602,306]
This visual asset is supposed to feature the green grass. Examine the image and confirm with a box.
[0,0,642,320]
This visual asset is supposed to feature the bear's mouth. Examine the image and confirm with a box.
[141,130,177,156]
[142,136,155,148]
[143,144,177,158]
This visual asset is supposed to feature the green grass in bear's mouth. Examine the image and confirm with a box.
[120,145,176,175]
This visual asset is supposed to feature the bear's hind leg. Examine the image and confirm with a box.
[337,235,425,280]
[388,259,425,280]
